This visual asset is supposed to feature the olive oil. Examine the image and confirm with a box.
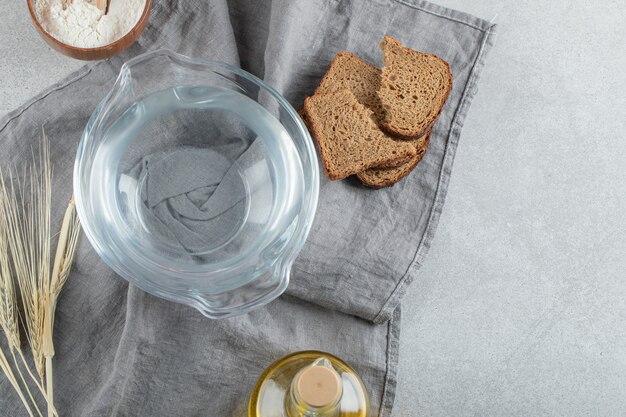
[249,351,369,417]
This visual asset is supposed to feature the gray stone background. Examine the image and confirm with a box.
[1,1,625,416]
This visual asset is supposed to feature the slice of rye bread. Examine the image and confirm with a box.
[314,52,386,128]
[314,51,428,141]
[378,35,452,139]
[304,89,417,180]
[300,52,418,171]
[299,107,423,170]
[356,130,431,188]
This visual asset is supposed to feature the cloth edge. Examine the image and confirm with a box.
[379,306,401,417]
[0,63,98,134]
[394,0,494,32]
[374,23,498,324]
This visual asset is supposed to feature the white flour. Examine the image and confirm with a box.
[35,0,146,48]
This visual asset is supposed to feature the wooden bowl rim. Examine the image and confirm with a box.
[26,0,152,53]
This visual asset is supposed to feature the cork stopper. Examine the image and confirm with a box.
[294,365,342,408]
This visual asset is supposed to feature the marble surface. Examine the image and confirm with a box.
[1,1,625,416]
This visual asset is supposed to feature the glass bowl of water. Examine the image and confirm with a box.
[74,50,319,318]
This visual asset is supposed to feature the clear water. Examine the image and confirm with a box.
[88,86,304,262]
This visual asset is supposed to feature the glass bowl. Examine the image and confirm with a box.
[74,50,319,318]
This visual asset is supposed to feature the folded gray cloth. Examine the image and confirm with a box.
[127,144,259,256]
[0,0,495,416]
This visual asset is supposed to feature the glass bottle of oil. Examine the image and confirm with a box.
[248,351,370,417]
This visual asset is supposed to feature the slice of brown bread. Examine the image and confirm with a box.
[357,130,431,188]
[314,51,428,141]
[300,107,419,170]
[304,89,417,180]
[314,52,386,127]
[372,130,426,169]
[304,51,419,172]
[378,35,452,138]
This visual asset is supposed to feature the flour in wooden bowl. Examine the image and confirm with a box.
[34,0,146,48]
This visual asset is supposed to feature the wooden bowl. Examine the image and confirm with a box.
[26,0,152,61]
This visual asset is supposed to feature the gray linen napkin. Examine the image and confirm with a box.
[0,0,495,416]
[127,143,261,256]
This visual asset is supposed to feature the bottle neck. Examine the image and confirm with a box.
[288,385,340,417]
[287,361,342,417]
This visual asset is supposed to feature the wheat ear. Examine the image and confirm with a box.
[1,130,68,417]
[4,159,48,380]
[0,162,38,417]
[0,177,20,350]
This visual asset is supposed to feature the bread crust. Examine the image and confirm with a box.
[356,130,432,188]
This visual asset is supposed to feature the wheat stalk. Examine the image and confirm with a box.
[2,171,60,417]
[43,195,80,417]
[0,348,35,417]
[0,130,69,417]
[0,171,21,352]
[14,347,59,417]
[0,163,39,417]
[3,143,50,381]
